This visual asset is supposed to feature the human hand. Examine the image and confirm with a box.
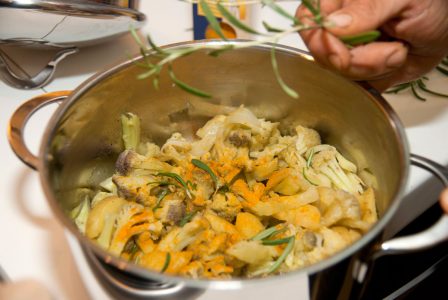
[296,0,448,91]
[440,188,448,215]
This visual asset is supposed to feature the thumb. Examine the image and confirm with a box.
[324,0,407,36]
[440,188,448,214]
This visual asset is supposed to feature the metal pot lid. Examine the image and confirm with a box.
[0,0,146,47]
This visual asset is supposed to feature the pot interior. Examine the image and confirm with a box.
[43,43,408,280]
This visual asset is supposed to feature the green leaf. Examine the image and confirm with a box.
[267,236,295,273]
[262,0,300,25]
[302,167,318,186]
[251,226,287,241]
[271,45,299,99]
[191,159,219,188]
[199,0,227,40]
[384,83,411,94]
[179,211,198,227]
[156,172,193,198]
[137,67,159,80]
[217,3,259,34]
[208,44,234,57]
[417,79,448,98]
[153,189,169,211]
[146,34,166,55]
[410,82,426,101]
[161,252,171,273]
[168,66,212,98]
[306,148,315,168]
[301,0,322,23]
[262,21,283,33]
[340,30,381,47]
[130,26,146,49]
[436,66,448,76]
[262,236,293,246]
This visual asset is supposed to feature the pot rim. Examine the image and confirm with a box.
[38,39,410,289]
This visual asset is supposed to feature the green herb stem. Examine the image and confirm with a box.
[156,172,193,198]
[267,236,295,273]
[339,30,381,47]
[153,189,169,211]
[302,167,318,186]
[262,236,293,246]
[251,226,287,241]
[191,159,219,188]
[179,211,198,227]
[161,252,171,273]
[199,0,227,40]
[217,3,260,34]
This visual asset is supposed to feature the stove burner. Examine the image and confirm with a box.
[82,245,204,299]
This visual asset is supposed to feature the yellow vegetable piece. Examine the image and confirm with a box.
[235,212,265,239]
[266,168,291,191]
[274,204,321,229]
[140,251,193,274]
[86,196,127,239]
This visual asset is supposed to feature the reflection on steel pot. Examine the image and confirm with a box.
[0,0,146,89]
[7,41,448,299]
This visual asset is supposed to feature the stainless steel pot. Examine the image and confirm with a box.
[7,41,448,299]
[0,0,146,89]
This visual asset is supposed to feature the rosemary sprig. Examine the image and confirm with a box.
[199,0,227,40]
[262,236,293,246]
[217,2,260,34]
[340,30,381,47]
[191,159,219,188]
[153,189,169,211]
[156,172,194,198]
[132,0,381,100]
[251,225,287,241]
[161,252,171,273]
[261,0,300,25]
[271,43,299,98]
[303,149,318,185]
[306,148,315,168]
[302,167,318,186]
[267,236,295,273]
[385,72,448,101]
[179,211,198,227]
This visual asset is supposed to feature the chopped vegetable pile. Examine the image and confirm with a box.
[71,106,378,278]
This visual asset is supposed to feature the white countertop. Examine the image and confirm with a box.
[1,1,447,300]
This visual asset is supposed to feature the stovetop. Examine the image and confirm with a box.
[1,1,448,300]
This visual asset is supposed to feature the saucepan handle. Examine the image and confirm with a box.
[378,153,448,255]
[7,90,72,170]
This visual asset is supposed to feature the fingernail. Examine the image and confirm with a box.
[386,49,406,68]
[329,54,342,69]
[327,13,352,28]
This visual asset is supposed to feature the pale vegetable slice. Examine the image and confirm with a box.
[204,212,239,235]
[235,212,265,239]
[357,187,378,224]
[227,240,274,265]
[273,204,321,229]
[249,187,319,216]
[173,216,210,251]
[252,158,278,181]
[72,196,90,234]
[85,196,127,239]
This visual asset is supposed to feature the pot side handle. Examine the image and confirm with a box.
[7,90,71,170]
[378,154,448,256]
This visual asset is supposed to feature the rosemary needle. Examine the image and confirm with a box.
[161,253,171,273]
